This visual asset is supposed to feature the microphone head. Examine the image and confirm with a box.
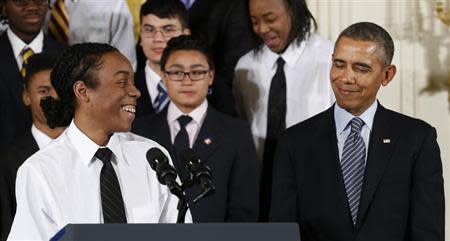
[183,149,201,172]
[146,147,167,170]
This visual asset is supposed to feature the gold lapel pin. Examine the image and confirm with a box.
[383,139,391,144]
[204,138,212,145]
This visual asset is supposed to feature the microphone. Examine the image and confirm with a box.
[183,150,215,203]
[146,148,184,200]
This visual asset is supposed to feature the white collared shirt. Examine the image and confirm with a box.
[334,100,378,162]
[7,28,44,70]
[233,33,335,158]
[8,121,190,241]
[144,61,164,105]
[31,124,54,149]
[167,100,208,148]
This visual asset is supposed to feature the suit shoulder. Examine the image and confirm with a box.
[212,108,251,131]
[384,108,433,133]
[132,113,162,135]
[43,35,66,50]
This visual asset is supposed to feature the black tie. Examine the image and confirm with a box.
[96,147,127,223]
[173,115,193,180]
[260,57,286,221]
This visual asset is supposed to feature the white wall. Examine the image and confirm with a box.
[307,0,449,239]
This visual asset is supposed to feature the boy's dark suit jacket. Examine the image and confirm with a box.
[0,33,64,147]
[134,70,155,118]
[0,131,39,241]
[132,105,260,222]
[270,103,445,241]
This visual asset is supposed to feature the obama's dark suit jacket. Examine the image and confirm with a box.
[270,103,445,241]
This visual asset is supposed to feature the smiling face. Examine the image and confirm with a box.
[163,50,213,113]
[331,37,396,116]
[22,69,58,128]
[140,14,189,72]
[249,0,292,53]
[3,0,48,42]
[84,51,141,134]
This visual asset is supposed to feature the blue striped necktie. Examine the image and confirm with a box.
[181,0,191,9]
[340,117,366,225]
[153,81,169,113]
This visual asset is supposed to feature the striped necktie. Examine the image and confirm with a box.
[153,81,169,113]
[48,0,70,43]
[20,48,34,77]
[95,147,127,223]
[340,117,366,225]
[181,0,191,9]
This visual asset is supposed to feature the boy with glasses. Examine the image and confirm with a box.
[135,0,190,117]
[133,35,259,222]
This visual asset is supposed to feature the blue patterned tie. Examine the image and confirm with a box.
[340,117,366,225]
[153,81,169,113]
[181,0,191,9]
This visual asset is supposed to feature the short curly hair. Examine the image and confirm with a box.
[41,43,118,128]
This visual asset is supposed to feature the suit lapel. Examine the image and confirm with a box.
[192,107,222,162]
[317,106,356,229]
[355,104,398,229]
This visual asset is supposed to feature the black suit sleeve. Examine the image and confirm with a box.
[226,123,260,221]
[410,127,445,241]
[269,132,299,222]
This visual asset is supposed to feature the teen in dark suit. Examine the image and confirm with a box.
[269,22,445,241]
[0,53,65,241]
[133,35,259,222]
[0,0,64,146]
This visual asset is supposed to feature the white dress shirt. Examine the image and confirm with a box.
[167,100,208,147]
[233,33,335,157]
[7,28,44,70]
[8,121,190,241]
[31,124,54,150]
[334,100,378,162]
[47,0,137,69]
[145,61,164,105]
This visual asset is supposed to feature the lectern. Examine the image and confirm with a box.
[51,223,300,241]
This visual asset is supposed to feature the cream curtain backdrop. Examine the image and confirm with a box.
[307,0,449,239]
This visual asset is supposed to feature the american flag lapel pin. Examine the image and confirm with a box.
[383,139,391,144]
[204,138,212,145]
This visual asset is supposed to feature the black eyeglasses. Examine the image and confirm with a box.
[141,26,182,39]
[164,70,211,82]
[11,0,49,6]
